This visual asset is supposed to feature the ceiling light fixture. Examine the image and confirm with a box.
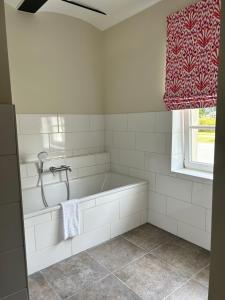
[18,0,48,13]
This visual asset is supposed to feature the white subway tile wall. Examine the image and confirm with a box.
[24,183,148,274]
[18,113,213,251]
[105,112,213,250]
[20,152,110,189]
[17,114,105,162]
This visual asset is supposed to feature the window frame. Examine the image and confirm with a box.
[183,109,215,173]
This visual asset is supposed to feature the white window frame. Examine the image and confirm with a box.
[183,109,215,173]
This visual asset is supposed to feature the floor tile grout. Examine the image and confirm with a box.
[70,250,144,300]
[121,233,170,252]
[111,273,145,300]
[37,271,62,300]
[119,230,210,300]
[84,241,150,299]
[112,249,209,300]
[122,236,150,252]
[112,251,149,274]
[66,273,111,300]
[85,236,153,275]
[193,264,210,288]
[29,224,210,300]
[150,249,209,278]
[163,264,210,299]
[32,248,122,300]
[122,231,210,283]
[63,251,111,300]
[149,240,210,277]
[122,227,188,253]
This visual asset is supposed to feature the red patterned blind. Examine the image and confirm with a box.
[164,0,221,111]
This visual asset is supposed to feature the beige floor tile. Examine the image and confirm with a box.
[151,239,210,277]
[166,280,208,299]
[70,275,142,300]
[123,223,177,251]
[41,252,109,299]
[115,253,188,300]
[87,236,146,272]
[29,272,60,300]
[194,265,210,288]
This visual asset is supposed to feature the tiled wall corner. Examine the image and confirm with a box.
[105,112,213,250]
[18,111,213,252]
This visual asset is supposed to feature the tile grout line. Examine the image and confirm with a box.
[66,273,111,300]
[110,237,200,299]
[111,274,145,300]
[121,227,183,254]
[112,251,149,275]
[192,263,210,288]
[29,225,210,300]
[65,249,120,299]
[39,252,111,300]
[122,233,173,253]
[83,232,176,299]
[150,247,210,281]
[163,264,210,299]
[36,272,62,300]
[120,232,210,299]
[85,250,145,300]
[84,229,159,271]
[121,237,149,252]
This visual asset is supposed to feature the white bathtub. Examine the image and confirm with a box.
[23,172,148,274]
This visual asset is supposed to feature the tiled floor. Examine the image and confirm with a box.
[28,224,210,300]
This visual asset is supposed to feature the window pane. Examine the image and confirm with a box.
[191,128,215,164]
[191,107,216,127]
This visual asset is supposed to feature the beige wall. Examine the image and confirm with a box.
[103,0,198,114]
[4,0,203,114]
[5,5,103,114]
[0,2,12,104]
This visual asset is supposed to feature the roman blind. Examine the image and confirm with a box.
[164,0,221,110]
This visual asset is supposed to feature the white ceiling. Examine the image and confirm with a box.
[5,0,162,31]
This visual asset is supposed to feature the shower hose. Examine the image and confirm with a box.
[40,171,48,208]
[39,169,71,208]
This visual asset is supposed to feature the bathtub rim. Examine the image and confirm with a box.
[23,172,148,219]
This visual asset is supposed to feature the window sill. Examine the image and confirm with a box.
[172,168,213,182]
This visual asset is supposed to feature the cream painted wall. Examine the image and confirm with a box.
[5,0,201,114]
[0,3,12,104]
[5,5,103,114]
[103,0,199,114]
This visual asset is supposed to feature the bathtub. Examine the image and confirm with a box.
[23,172,148,274]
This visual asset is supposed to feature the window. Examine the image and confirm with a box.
[184,108,216,173]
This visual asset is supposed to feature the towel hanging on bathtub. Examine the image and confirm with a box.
[60,199,80,240]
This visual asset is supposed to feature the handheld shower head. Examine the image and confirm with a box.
[37,151,48,172]
[37,151,48,162]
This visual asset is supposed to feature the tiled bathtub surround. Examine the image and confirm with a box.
[19,111,212,277]
[24,177,148,274]
[17,114,105,162]
[105,112,213,250]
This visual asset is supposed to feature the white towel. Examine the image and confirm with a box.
[60,199,80,240]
